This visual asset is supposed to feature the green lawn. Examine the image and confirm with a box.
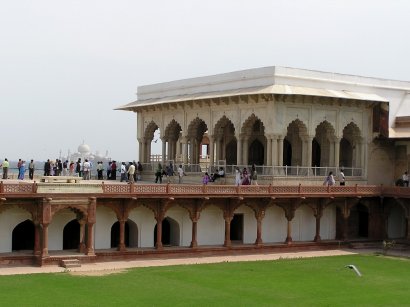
[0,254,409,306]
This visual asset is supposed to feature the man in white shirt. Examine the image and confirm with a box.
[120,162,127,182]
[339,169,345,186]
[177,165,185,184]
[128,163,136,184]
[83,159,91,180]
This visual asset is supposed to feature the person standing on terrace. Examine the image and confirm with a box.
[1,158,9,179]
[28,159,35,180]
[324,171,336,186]
[402,171,409,187]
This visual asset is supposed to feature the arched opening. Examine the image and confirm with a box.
[340,122,361,174]
[312,138,321,167]
[63,219,80,250]
[12,219,34,251]
[111,221,129,248]
[241,115,266,165]
[314,121,335,168]
[164,120,182,162]
[339,138,353,168]
[154,217,180,246]
[285,119,308,167]
[110,220,139,248]
[349,204,369,238]
[283,139,292,166]
[226,139,237,165]
[230,214,244,243]
[144,121,161,163]
[187,118,208,165]
[248,139,264,166]
[214,116,236,164]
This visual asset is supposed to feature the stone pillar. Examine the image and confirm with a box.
[334,138,340,169]
[161,138,167,164]
[33,223,41,255]
[78,220,86,253]
[209,135,214,166]
[190,219,198,248]
[306,136,313,167]
[118,219,126,252]
[266,136,272,166]
[183,137,189,164]
[86,197,96,256]
[155,215,164,250]
[314,205,323,242]
[189,211,200,248]
[223,212,234,247]
[243,137,249,166]
[86,222,95,255]
[236,136,242,166]
[41,223,49,257]
[278,137,284,166]
[272,136,278,166]
[189,139,195,164]
[138,139,143,163]
[255,209,265,246]
[284,207,295,244]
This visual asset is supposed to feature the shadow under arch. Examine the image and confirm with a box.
[12,219,35,251]
[154,217,180,246]
[111,219,139,248]
[63,219,80,250]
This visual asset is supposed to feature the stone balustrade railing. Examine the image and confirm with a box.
[1,181,409,198]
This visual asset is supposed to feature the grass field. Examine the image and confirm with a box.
[0,254,409,306]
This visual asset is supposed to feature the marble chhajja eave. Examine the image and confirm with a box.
[126,94,381,114]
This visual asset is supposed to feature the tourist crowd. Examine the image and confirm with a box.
[0,157,144,182]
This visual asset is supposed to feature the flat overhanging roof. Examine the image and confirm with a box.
[116,84,388,111]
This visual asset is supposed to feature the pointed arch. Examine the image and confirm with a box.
[164,119,182,161]
[63,219,80,250]
[241,114,266,165]
[12,219,35,251]
[187,117,208,165]
[153,216,180,246]
[214,116,237,164]
[313,121,336,168]
[285,119,308,167]
[340,122,362,169]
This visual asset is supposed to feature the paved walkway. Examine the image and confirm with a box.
[0,249,358,276]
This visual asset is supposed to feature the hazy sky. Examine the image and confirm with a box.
[1,0,409,161]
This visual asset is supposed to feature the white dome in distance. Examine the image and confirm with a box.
[78,143,91,154]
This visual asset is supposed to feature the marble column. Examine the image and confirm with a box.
[161,138,167,164]
[209,135,214,166]
[334,138,340,169]
[243,137,249,166]
[236,136,242,166]
[266,136,272,166]
[140,140,146,163]
[278,137,284,166]
[272,136,278,166]
[306,136,313,167]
